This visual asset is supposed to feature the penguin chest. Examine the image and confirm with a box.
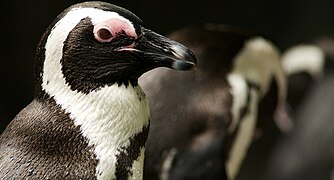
[52,84,150,179]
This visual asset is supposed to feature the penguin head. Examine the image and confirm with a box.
[34,1,196,96]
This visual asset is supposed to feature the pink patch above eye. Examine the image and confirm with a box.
[93,18,137,43]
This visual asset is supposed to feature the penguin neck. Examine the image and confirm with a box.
[44,83,150,179]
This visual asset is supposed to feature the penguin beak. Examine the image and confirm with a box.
[121,28,197,70]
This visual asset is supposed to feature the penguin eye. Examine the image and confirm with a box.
[94,25,113,43]
[98,28,112,40]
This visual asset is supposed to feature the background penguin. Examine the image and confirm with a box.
[281,45,325,123]
[0,1,196,179]
[139,24,287,180]
[262,39,334,180]
[263,75,334,180]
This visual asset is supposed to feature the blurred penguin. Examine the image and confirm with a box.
[263,37,334,180]
[140,24,287,180]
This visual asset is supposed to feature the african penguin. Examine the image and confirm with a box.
[139,24,286,180]
[263,74,334,180]
[282,45,324,116]
[263,38,334,180]
[0,1,196,179]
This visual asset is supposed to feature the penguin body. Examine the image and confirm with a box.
[0,1,196,179]
[140,25,286,180]
[264,75,334,180]
[263,39,334,180]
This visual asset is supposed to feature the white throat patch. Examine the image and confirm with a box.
[42,7,149,179]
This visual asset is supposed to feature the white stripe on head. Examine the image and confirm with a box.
[232,37,286,101]
[42,7,148,179]
[282,45,325,78]
[43,7,136,98]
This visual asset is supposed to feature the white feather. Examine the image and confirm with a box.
[282,45,325,78]
[226,87,259,179]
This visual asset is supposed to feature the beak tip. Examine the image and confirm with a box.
[170,45,197,71]
[172,60,196,71]
[138,28,197,71]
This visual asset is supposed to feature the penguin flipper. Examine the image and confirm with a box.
[0,99,97,178]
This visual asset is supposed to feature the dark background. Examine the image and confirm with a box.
[1,0,334,131]
[2,0,334,132]
[1,0,334,179]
